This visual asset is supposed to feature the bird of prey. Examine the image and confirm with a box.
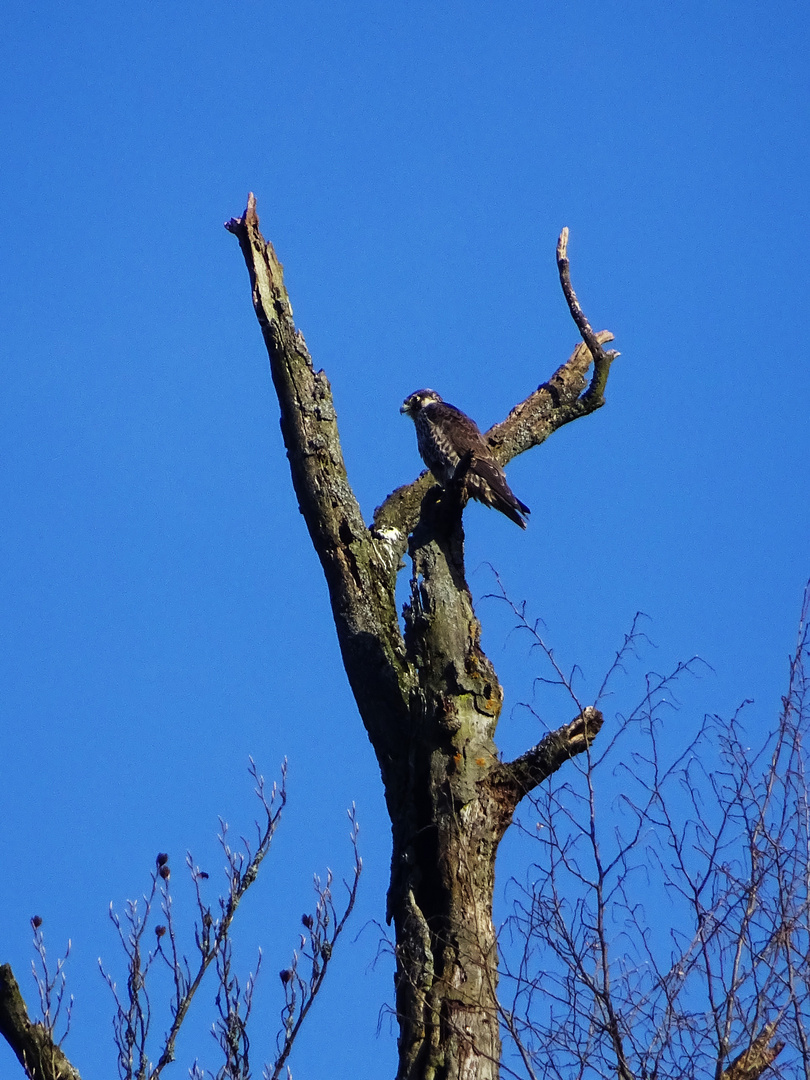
[401,389,530,528]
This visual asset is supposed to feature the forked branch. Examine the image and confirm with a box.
[269,806,362,1080]
[373,228,618,538]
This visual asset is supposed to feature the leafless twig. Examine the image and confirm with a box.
[99,759,287,1080]
[29,917,73,1047]
[267,805,362,1080]
[498,582,810,1080]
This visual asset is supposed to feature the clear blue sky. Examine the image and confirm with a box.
[1,1,808,1077]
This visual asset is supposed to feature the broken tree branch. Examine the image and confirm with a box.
[225,194,414,779]
[489,707,604,820]
[0,965,81,1080]
[721,1022,786,1080]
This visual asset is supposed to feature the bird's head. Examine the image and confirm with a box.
[401,389,443,417]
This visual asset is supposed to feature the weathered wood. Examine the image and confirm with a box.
[373,330,617,550]
[722,1022,785,1080]
[0,965,81,1080]
[226,196,615,1080]
[226,195,415,792]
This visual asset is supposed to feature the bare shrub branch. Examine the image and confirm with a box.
[1,760,360,1080]
[498,583,810,1080]
[97,759,287,1080]
[30,917,73,1048]
[268,805,362,1080]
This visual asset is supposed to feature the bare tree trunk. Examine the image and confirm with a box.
[225,196,613,1080]
[1,200,800,1080]
[392,499,506,1080]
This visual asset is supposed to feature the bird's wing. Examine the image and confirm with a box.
[427,402,489,454]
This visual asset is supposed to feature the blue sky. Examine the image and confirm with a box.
[1,1,808,1077]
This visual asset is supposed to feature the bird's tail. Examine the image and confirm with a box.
[468,459,530,528]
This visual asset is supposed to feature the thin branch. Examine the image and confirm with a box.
[499,582,810,1080]
[556,227,618,406]
[267,805,362,1080]
[30,918,73,1046]
[149,760,286,1079]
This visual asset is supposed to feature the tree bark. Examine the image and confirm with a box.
[0,965,80,1080]
[721,1023,785,1080]
[226,196,615,1080]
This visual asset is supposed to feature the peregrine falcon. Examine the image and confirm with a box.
[401,389,530,528]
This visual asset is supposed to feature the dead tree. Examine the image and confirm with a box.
[224,195,615,1080]
[2,197,801,1080]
